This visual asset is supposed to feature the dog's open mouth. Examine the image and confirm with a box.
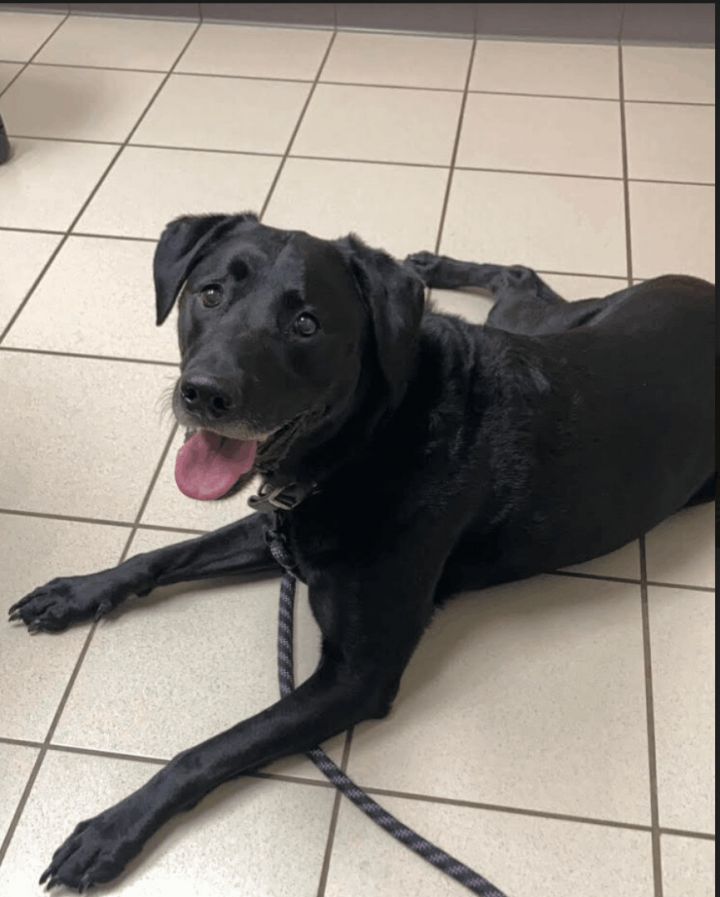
[174,412,309,502]
[175,431,258,501]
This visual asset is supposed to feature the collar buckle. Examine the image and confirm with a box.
[248,480,317,513]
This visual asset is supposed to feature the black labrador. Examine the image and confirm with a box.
[9,213,715,891]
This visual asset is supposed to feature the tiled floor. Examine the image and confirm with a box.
[0,11,715,897]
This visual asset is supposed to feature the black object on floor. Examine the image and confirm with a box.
[275,565,508,897]
[0,114,10,164]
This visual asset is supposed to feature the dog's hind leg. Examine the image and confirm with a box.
[8,513,277,632]
[405,251,620,336]
[405,251,564,304]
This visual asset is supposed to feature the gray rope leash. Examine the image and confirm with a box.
[276,569,508,897]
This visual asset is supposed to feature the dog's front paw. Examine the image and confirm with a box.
[404,250,442,283]
[8,573,124,633]
[40,807,140,892]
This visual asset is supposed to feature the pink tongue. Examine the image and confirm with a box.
[175,431,257,500]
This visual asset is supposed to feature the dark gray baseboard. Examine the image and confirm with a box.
[1,3,715,45]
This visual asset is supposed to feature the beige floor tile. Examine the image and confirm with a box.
[0,11,64,62]
[563,541,641,580]
[293,84,461,165]
[458,93,622,177]
[0,352,173,520]
[0,230,61,333]
[622,47,715,104]
[0,61,21,92]
[442,169,627,276]
[541,272,629,298]
[76,146,279,239]
[0,744,38,841]
[265,158,448,258]
[471,40,620,99]
[626,102,715,184]
[141,429,257,531]
[429,288,494,324]
[0,750,334,897]
[133,74,309,153]
[5,236,179,362]
[35,14,195,70]
[327,795,653,897]
[430,273,628,327]
[650,586,714,833]
[1,514,128,740]
[630,181,714,281]
[645,504,714,588]
[347,576,650,823]
[54,528,344,778]
[0,138,115,231]
[662,835,715,897]
[322,31,471,89]
[0,65,163,142]
[177,23,331,80]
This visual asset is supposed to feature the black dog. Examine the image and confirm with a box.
[9,213,714,891]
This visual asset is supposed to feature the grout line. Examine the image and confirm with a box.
[469,88,621,102]
[617,44,635,285]
[611,97,714,108]
[432,29,478,255]
[1,736,715,841]
[0,18,202,346]
[66,231,157,243]
[639,536,664,897]
[315,729,354,897]
[258,31,338,220]
[646,580,714,593]
[3,134,714,188]
[659,828,715,842]
[453,164,623,182]
[0,507,135,529]
[3,58,714,106]
[0,735,43,750]
[0,345,178,368]
[0,225,64,237]
[0,10,69,100]
[355,785,654,832]
[554,568,715,593]
[0,506,210,536]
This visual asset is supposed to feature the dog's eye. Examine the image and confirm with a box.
[200,284,223,308]
[294,313,319,337]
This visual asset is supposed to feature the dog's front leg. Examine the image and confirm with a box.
[9,513,276,632]
[40,654,394,892]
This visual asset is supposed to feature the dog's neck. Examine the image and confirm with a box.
[255,359,406,509]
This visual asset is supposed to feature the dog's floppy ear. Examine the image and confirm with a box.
[336,234,425,406]
[153,212,258,325]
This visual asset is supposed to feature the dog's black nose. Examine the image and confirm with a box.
[180,377,233,419]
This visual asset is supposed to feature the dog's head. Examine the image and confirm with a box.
[154,213,424,500]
